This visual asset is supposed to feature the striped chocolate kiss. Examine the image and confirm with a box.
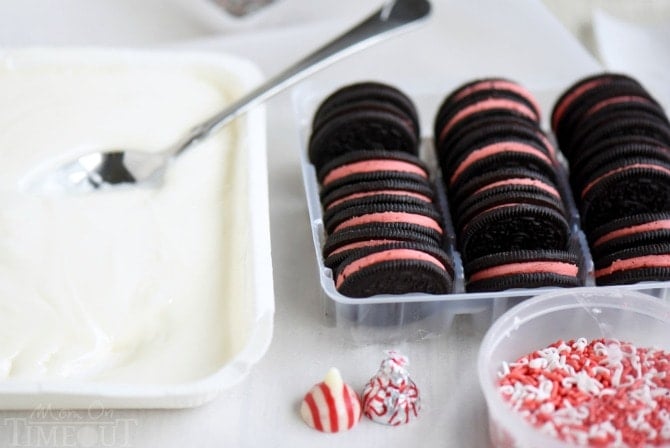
[300,368,361,433]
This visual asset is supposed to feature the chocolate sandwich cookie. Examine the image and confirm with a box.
[312,101,418,145]
[436,114,551,170]
[320,171,432,202]
[308,109,419,171]
[576,155,670,203]
[465,249,581,292]
[317,150,430,187]
[447,146,559,195]
[435,93,541,152]
[589,212,670,263]
[555,85,660,152]
[434,78,541,142]
[569,136,670,189]
[321,177,435,211]
[579,160,670,233]
[334,242,454,297]
[594,243,670,286]
[448,167,560,213]
[443,137,556,188]
[551,73,646,144]
[459,203,570,262]
[324,235,444,271]
[438,78,541,120]
[575,94,668,128]
[322,222,444,262]
[454,182,567,233]
[566,113,670,161]
[312,81,420,140]
[323,195,439,233]
[324,201,444,236]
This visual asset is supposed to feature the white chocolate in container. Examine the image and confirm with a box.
[0,48,273,407]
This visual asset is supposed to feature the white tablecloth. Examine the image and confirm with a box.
[1,0,665,446]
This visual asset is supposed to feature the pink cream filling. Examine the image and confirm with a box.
[449,80,541,118]
[474,178,561,198]
[326,190,432,210]
[594,220,670,247]
[585,95,652,118]
[581,163,670,198]
[327,239,403,257]
[333,212,443,234]
[335,248,446,288]
[322,160,427,186]
[595,254,670,278]
[469,261,578,282]
[438,99,539,145]
[551,78,608,131]
[449,141,553,186]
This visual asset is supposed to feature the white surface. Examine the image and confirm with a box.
[0,0,605,446]
[594,9,670,112]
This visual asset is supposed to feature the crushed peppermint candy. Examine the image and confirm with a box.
[497,338,670,447]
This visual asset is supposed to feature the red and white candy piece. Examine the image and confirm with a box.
[300,367,361,433]
[362,351,421,426]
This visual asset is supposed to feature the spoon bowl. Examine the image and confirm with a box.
[37,0,431,194]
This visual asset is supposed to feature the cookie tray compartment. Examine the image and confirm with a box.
[294,82,670,344]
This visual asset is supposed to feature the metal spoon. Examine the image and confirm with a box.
[38,0,431,193]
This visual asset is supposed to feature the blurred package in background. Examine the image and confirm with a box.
[211,0,276,17]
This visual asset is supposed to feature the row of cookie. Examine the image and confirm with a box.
[307,76,669,295]
[551,73,670,285]
[433,78,581,292]
[309,83,455,298]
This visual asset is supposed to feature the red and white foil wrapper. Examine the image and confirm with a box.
[300,368,361,433]
[362,351,420,426]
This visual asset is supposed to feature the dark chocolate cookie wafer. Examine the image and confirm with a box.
[437,78,541,122]
[308,109,418,171]
[448,167,560,213]
[459,204,570,262]
[334,245,454,297]
[589,212,670,262]
[569,137,670,191]
[312,81,420,139]
[321,177,435,211]
[568,114,670,161]
[322,222,444,261]
[324,201,444,236]
[455,183,567,233]
[323,195,439,233]
[328,240,452,275]
[436,114,551,170]
[317,149,430,186]
[448,148,558,194]
[551,73,646,142]
[435,78,541,142]
[465,249,581,292]
[555,82,660,151]
[580,161,670,233]
[594,243,670,286]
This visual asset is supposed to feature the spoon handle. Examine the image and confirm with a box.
[171,0,431,157]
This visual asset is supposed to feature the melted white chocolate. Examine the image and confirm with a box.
[0,49,250,383]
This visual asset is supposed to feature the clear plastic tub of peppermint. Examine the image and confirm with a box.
[477,287,670,447]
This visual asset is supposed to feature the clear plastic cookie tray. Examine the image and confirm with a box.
[293,81,670,344]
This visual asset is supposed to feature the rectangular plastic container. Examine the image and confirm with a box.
[294,81,670,344]
[0,48,274,409]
